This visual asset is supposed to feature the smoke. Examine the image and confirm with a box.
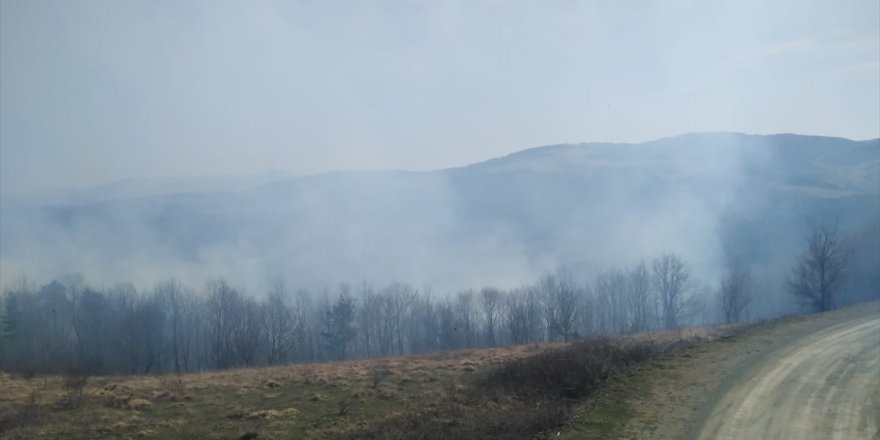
[4,133,875,325]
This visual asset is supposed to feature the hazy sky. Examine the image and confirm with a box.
[2,0,878,195]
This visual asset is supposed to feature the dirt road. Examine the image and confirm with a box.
[695,314,880,440]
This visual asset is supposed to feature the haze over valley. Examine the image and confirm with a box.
[1,2,879,438]
[2,132,878,320]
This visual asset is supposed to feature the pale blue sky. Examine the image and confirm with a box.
[2,0,878,194]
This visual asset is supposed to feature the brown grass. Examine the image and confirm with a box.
[0,343,545,439]
[0,328,744,439]
[332,328,741,440]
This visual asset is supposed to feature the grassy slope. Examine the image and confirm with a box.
[0,345,549,439]
[3,303,874,440]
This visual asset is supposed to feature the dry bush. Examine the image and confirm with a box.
[226,410,246,420]
[61,369,89,409]
[103,384,134,409]
[477,338,659,400]
[336,338,668,440]
[159,374,187,400]
[337,398,351,416]
[101,384,152,410]
[369,367,393,388]
[247,409,280,420]
[127,398,153,410]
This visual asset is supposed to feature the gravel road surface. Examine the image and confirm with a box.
[696,313,880,440]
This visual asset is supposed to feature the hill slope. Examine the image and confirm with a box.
[1,133,878,308]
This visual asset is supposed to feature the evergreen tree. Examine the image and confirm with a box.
[321,295,356,361]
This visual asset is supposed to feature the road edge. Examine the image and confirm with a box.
[684,301,880,440]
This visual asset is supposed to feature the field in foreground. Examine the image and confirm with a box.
[0,327,726,439]
[2,303,874,440]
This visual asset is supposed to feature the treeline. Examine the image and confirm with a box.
[1,253,754,376]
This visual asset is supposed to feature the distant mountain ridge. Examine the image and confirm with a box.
[0,170,300,207]
[5,132,877,206]
[466,133,879,195]
[1,133,878,313]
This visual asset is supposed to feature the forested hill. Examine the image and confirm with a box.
[1,133,878,308]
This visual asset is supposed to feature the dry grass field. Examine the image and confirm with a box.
[0,344,552,439]
[0,327,738,440]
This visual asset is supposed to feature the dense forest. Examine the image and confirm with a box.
[0,251,745,376]
[2,224,870,377]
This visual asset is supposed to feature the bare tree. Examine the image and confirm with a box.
[651,253,696,329]
[108,283,141,374]
[357,282,382,358]
[291,290,315,363]
[388,283,417,355]
[156,279,185,373]
[627,262,652,332]
[437,299,459,349]
[505,287,543,344]
[71,287,108,373]
[455,290,477,348]
[718,267,753,323]
[179,292,202,372]
[104,282,164,374]
[787,224,849,312]
[406,291,439,354]
[262,280,298,365]
[541,271,579,341]
[135,295,165,374]
[377,292,396,356]
[504,290,527,345]
[206,279,241,369]
[595,269,628,334]
[576,284,596,337]
[233,296,263,367]
[479,287,502,347]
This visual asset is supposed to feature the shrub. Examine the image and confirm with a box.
[477,338,659,400]
[159,374,187,400]
[62,369,89,409]
[336,338,663,440]
[369,367,393,388]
